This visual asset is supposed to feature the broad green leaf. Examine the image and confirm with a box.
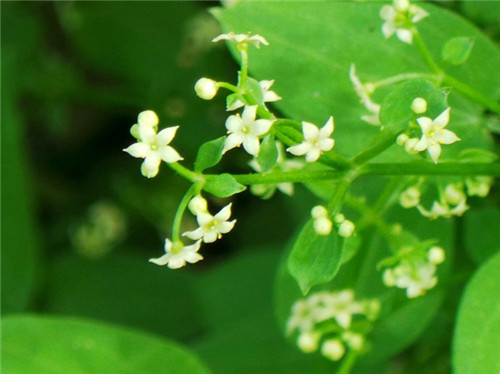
[453,252,500,374]
[1,315,209,374]
[203,173,246,198]
[379,79,448,132]
[458,148,498,163]
[214,1,499,161]
[442,37,474,65]
[1,3,41,314]
[245,76,264,104]
[288,220,342,294]
[194,136,226,172]
[257,134,278,172]
[464,206,500,264]
[42,254,204,340]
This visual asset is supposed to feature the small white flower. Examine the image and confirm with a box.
[287,299,315,334]
[223,105,273,156]
[417,182,468,219]
[443,183,466,205]
[399,186,421,208]
[184,203,236,243]
[466,176,493,197]
[380,0,429,44]
[349,64,380,125]
[411,97,428,114]
[194,78,218,100]
[414,108,460,163]
[287,117,335,162]
[124,112,183,178]
[321,339,345,361]
[227,80,281,111]
[149,239,203,269]
[212,32,269,49]
[393,260,437,298]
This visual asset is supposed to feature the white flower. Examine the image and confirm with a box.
[393,260,437,298]
[287,117,335,162]
[321,339,345,361]
[428,246,445,264]
[466,176,493,197]
[194,78,218,100]
[286,299,315,334]
[124,112,183,178]
[399,186,421,208]
[149,239,203,269]
[417,199,469,219]
[212,32,269,49]
[380,0,429,44]
[183,203,236,243]
[411,97,427,114]
[297,331,321,353]
[227,80,281,111]
[349,64,380,125]
[414,108,460,163]
[223,105,273,156]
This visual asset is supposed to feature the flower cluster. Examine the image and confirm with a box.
[287,290,380,361]
[123,110,183,178]
[417,182,469,219]
[397,99,460,163]
[380,0,429,44]
[149,195,236,269]
[382,245,445,298]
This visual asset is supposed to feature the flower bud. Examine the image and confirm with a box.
[194,78,218,100]
[396,133,409,146]
[411,97,427,114]
[342,331,364,351]
[311,205,328,219]
[321,339,345,361]
[404,138,420,154]
[428,246,445,264]
[297,331,320,353]
[338,220,355,238]
[334,213,345,224]
[138,110,159,128]
[188,195,208,215]
[443,184,465,205]
[383,269,397,287]
[314,217,332,236]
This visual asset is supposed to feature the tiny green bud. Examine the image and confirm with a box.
[195,78,219,100]
[333,213,345,224]
[404,138,420,154]
[396,133,409,146]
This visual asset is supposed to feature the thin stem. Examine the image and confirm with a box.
[169,162,202,183]
[217,82,239,93]
[336,350,358,374]
[327,177,353,213]
[239,48,249,88]
[352,129,400,165]
[361,162,500,176]
[413,31,442,75]
[172,183,200,241]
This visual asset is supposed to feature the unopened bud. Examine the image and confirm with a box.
[338,220,355,238]
[321,339,345,361]
[397,133,409,146]
[428,246,445,264]
[138,110,159,128]
[194,78,218,100]
[297,331,320,353]
[411,98,427,114]
[188,195,208,215]
[399,186,420,208]
[311,205,328,219]
[314,217,332,236]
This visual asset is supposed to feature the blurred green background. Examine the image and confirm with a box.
[2,1,500,373]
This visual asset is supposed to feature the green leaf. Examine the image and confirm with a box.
[442,37,474,66]
[453,252,500,374]
[194,136,226,172]
[203,173,246,198]
[379,79,448,132]
[245,76,264,104]
[340,235,361,265]
[288,220,342,294]
[256,135,278,172]
[1,315,210,374]
[464,207,500,265]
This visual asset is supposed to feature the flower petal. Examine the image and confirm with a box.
[253,119,273,136]
[158,145,183,163]
[427,143,442,163]
[287,143,310,157]
[318,138,334,152]
[157,126,179,145]
[305,148,321,163]
[215,203,232,221]
[302,121,319,140]
[138,123,156,143]
[242,135,260,156]
[124,143,149,158]
[434,108,450,128]
[223,133,243,153]
[319,117,334,138]
[439,130,460,144]
[242,105,258,123]
[396,28,413,44]
[183,228,204,241]
[149,253,171,266]
[226,114,242,132]
[416,117,433,133]
[141,156,161,178]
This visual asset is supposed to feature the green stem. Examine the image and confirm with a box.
[413,31,442,75]
[372,72,440,89]
[211,169,347,185]
[217,81,240,93]
[239,48,249,88]
[352,129,400,164]
[172,183,200,241]
[361,162,500,176]
[336,350,358,374]
[169,162,202,183]
[327,174,355,212]
[443,74,500,116]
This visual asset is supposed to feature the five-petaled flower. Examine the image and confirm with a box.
[413,108,460,163]
[212,32,269,49]
[380,0,429,44]
[184,203,236,243]
[287,117,335,162]
[149,239,203,269]
[223,105,274,156]
[124,111,183,178]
